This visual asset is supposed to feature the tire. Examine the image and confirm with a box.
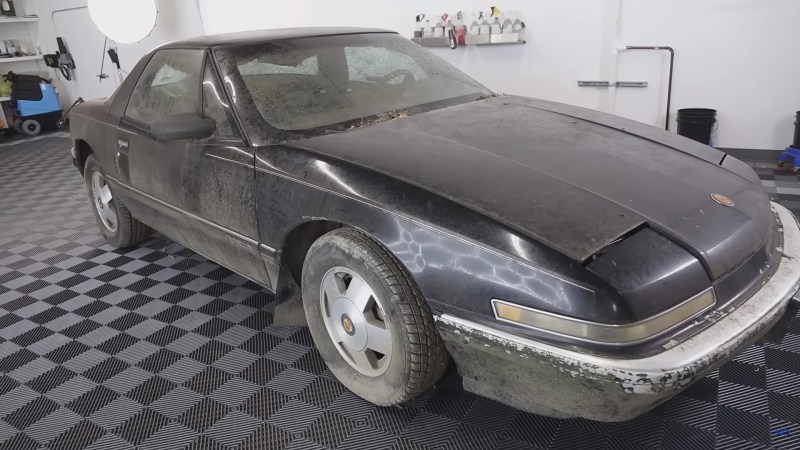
[83,154,150,248]
[302,228,449,406]
[20,119,41,136]
[12,119,22,134]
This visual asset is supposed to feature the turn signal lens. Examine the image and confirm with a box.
[492,287,715,345]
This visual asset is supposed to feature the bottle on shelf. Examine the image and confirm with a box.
[478,11,490,35]
[513,13,525,32]
[453,11,467,45]
[422,17,434,37]
[469,11,481,35]
[433,15,444,38]
[414,13,425,38]
[502,10,515,34]
[489,6,502,34]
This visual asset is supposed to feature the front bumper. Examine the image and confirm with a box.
[436,202,800,422]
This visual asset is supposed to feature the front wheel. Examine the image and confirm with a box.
[302,228,449,406]
[20,119,41,136]
[84,154,150,248]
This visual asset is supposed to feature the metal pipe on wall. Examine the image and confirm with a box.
[625,46,674,131]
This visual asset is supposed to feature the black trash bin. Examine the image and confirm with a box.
[677,108,717,145]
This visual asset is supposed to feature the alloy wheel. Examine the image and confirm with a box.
[91,171,117,232]
[319,266,393,376]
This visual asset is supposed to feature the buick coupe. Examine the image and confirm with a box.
[69,28,800,421]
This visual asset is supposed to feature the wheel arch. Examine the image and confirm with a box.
[271,217,422,326]
[280,219,346,289]
[75,139,94,176]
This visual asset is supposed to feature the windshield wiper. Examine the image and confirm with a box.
[346,111,414,130]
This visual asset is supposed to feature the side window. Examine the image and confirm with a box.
[202,63,240,139]
[345,47,427,85]
[125,49,204,124]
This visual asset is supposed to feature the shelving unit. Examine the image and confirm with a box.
[0,54,41,63]
[0,8,45,132]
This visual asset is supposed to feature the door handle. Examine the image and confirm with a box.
[115,138,128,174]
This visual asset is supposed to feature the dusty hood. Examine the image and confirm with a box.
[292,96,771,279]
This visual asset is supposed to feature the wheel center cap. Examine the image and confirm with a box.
[341,314,356,335]
[330,296,368,351]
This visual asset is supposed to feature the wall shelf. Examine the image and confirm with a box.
[465,33,525,45]
[0,16,38,23]
[412,31,526,48]
[0,55,42,63]
[411,37,451,47]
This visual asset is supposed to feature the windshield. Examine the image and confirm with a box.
[215,33,491,136]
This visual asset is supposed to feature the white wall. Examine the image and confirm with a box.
[619,0,800,149]
[28,0,204,106]
[197,0,618,112]
[197,0,799,150]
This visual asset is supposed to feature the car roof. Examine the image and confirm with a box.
[161,27,397,49]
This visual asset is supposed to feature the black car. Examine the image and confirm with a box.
[69,27,800,422]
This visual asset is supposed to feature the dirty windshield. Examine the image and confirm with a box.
[216,32,491,135]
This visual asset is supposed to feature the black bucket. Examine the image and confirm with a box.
[793,111,800,148]
[677,108,717,145]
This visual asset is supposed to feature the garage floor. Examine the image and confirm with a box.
[1,134,799,450]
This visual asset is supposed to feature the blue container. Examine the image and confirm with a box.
[17,82,61,117]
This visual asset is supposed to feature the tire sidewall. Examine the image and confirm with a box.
[83,155,123,246]
[302,232,411,405]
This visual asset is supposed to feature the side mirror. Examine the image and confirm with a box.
[150,113,215,141]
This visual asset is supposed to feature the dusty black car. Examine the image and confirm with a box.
[69,28,800,422]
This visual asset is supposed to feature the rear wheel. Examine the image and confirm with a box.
[84,154,150,247]
[302,228,449,406]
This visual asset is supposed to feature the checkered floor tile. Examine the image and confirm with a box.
[751,160,800,215]
[1,134,800,449]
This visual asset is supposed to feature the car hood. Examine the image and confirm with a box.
[291,96,771,279]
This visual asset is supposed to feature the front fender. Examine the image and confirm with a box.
[69,99,118,177]
[255,145,623,339]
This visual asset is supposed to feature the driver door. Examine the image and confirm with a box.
[116,49,269,285]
